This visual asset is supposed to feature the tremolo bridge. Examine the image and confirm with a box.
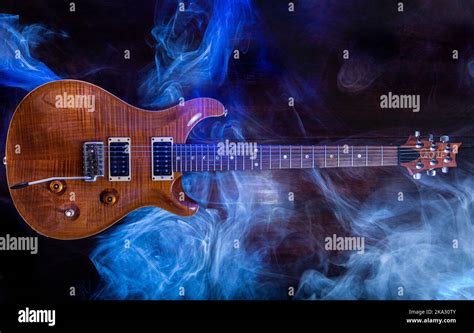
[83,142,105,181]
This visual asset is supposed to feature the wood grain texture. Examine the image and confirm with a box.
[5,80,225,239]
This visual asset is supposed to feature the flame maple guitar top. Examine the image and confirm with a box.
[6,80,225,239]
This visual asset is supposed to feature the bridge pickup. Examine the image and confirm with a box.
[108,137,131,181]
[152,137,173,180]
[83,142,105,181]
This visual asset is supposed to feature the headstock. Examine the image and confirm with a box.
[400,131,462,179]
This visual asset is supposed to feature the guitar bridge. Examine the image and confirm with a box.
[83,142,105,181]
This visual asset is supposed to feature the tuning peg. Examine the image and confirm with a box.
[415,131,423,148]
[444,155,452,163]
[428,134,434,142]
[442,167,449,174]
[427,169,436,176]
[413,173,422,180]
[440,135,449,143]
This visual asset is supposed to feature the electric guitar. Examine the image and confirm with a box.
[4,80,462,239]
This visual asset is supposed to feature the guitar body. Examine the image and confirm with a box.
[5,80,225,239]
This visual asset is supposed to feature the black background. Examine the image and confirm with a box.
[0,0,473,326]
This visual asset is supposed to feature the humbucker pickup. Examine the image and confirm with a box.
[108,137,131,181]
[152,137,173,180]
[83,142,104,181]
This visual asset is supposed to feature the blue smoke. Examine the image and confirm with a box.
[138,0,254,108]
[0,14,65,91]
[297,167,474,300]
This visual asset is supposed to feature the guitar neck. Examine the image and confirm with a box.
[172,144,399,172]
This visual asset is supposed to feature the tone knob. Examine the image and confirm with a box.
[49,180,65,194]
[101,189,119,206]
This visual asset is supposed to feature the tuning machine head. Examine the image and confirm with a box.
[401,132,461,179]
[440,135,450,143]
[415,130,423,148]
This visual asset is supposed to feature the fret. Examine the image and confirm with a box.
[337,145,340,167]
[312,146,315,169]
[185,145,188,172]
[269,145,272,170]
[213,145,216,171]
[251,148,254,170]
[289,145,292,169]
[300,146,303,168]
[175,145,178,172]
[279,145,282,169]
[259,144,262,170]
[324,145,327,168]
[188,145,192,171]
[381,146,384,166]
[189,144,193,171]
[351,146,354,166]
[365,145,368,166]
[196,145,198,171]
[207,145,210,171]
[201,144,204,171]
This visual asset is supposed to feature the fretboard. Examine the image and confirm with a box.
[171,144,398,172]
